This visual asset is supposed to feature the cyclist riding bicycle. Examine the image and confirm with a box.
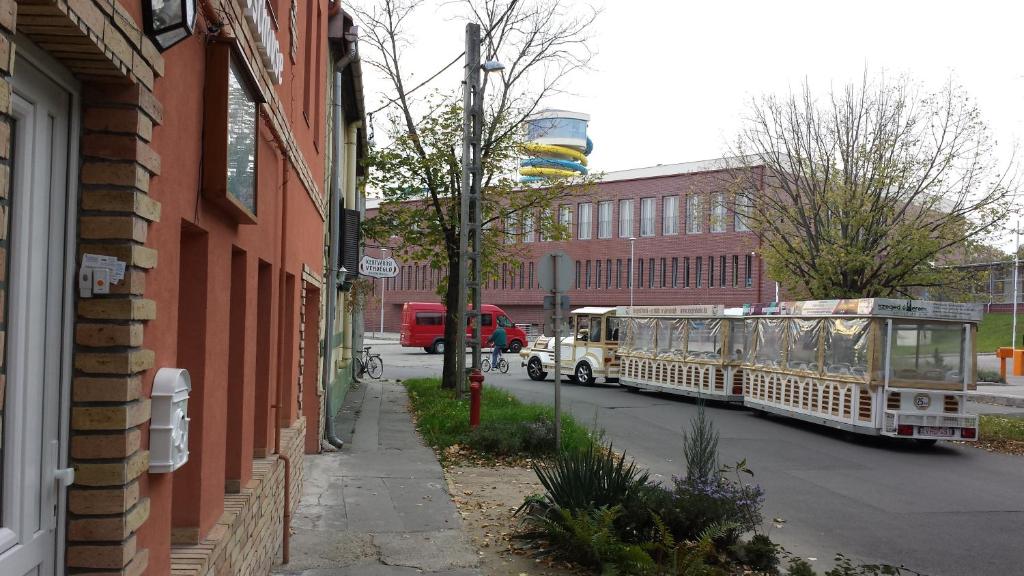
[486,323,507,369]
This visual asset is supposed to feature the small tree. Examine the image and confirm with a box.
[729,74,1018,299]
[358,0,598,390]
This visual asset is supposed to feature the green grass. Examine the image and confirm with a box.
[976,313,1018,353]
[980,414,1024,443]
[403,377,595,458]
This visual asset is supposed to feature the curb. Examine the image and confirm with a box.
[968,393,1024,408]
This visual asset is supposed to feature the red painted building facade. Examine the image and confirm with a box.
[366,160,778,334]
[0,1,363,575]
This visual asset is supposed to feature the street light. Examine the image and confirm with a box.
[379,247,388,338]
[629,237,636,308]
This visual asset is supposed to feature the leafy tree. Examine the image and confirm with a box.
[728,74,1018,299]
[358,0,598,390]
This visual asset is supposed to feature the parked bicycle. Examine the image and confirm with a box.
[481,354,509,374]
[353,345,384,380]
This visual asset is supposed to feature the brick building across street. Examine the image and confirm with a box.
[365,158,780,335]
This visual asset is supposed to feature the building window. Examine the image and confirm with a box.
[648,258,654,288]
[559,205,573,238]
[627,258,633,288]
[505,214,518,244]
[684,257,690,287]
[586,260,593,289]
[638,258,644,288]
[710,192,727,233]
[502,263,508,289]
[203,40,266,223]
[640,197,655,237]
[539,208,551,241]
[618,199,634,238]
[520,264,525,289]
[522,213,535,243]
[595,260,602,289]
[696,257,703,287]
[660,257,667,287]
[575,260,581,289]
[735,193,753,232]
[662,196,679,235]
[686,195,703,234]
[710,256,716,287]
[578,202,593,240]
[529,262,535,288]
[745,254,753,287]
[720,255,727,287]
[598,201,613,238]
[732,255,739,287]
[671,257,678,287]
[616,259,622,288]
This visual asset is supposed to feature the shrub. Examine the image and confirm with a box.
[977,368,1005,384]
[731,533,780,574]
[523,442,651,520]
[528,505,655,575]
[654,473,764,544]
[467,419,556,456]
[683,403,719,482]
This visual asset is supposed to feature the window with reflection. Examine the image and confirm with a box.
[824,318,870,377]
[606,316,623,342]
[786,319,821,371]
[729,319,755,363]
[753,318,785,367]
[687,319,722,359]
[632,318,656,355]
[889,322,964,384]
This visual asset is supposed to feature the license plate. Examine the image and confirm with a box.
[918,426,955,437]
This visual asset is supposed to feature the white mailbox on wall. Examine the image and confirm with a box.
[150,367,191,473]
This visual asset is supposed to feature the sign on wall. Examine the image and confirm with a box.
[360,256,399,278]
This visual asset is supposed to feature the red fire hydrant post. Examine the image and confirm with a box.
[469,369,484,428]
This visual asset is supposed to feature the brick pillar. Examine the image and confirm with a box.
[68,81,163,573]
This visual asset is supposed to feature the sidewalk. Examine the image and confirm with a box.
[273,380,480,576]
[973,354,1024,407]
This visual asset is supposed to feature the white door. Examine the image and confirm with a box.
[0,46,77,576]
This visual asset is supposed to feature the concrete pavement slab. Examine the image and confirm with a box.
[273,380,479,575]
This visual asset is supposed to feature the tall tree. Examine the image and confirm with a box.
[357,0,598,390]
[729,74,1018,299]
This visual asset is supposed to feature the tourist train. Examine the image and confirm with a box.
[521,299,982,443]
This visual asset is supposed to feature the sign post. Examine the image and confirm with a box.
[539,251,572,451]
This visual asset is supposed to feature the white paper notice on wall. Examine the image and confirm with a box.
[82,253,126,283]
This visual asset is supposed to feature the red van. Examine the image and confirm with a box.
[400,302,528,354]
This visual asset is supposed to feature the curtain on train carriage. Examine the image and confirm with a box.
[653,319,687,358]
[824,318,870,378]
[619,318,636,354]
[728,319,756,363]
[634,318,656,356]
[786,319,822,371]
[686,319,721,359]
[753,318,786,367]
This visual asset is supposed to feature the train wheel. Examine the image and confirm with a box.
[527,357,547,381]
[574,362,595,386]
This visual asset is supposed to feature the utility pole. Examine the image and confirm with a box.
[1013,221,1020,349]
[457,23,484,398]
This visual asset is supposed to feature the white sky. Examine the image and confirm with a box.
[355,0,1024,249]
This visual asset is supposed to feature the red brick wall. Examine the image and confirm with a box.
[366,167,779,333]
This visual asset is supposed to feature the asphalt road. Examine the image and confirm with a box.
[368,340,1024,576]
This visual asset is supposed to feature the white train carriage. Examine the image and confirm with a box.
[617,300,982,442]
[520,307,624,385]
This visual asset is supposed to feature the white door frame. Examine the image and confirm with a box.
[0,35,80,575]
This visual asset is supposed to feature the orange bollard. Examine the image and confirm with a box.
[1014,349,1024,377]
[997,347,1013,379]
[469,369,484,428]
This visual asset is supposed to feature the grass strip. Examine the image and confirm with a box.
[979,414,1024,442]
[403,377,595,459]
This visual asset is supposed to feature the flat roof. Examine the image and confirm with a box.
[599,155,762,183]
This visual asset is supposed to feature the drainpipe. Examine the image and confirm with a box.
[275,150,292,564]
[321,60,355,449]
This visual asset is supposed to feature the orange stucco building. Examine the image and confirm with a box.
[0,0,365,574]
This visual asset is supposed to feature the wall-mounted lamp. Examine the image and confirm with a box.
[142,0,198,52]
